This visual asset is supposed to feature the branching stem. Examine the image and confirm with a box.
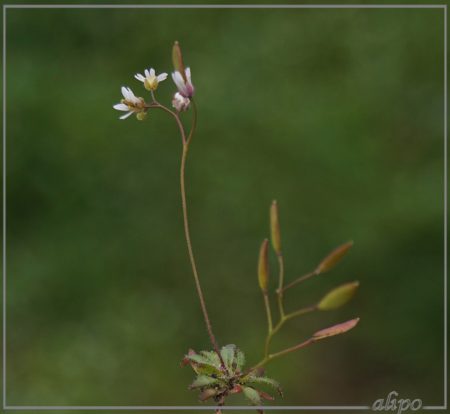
[281,270,317,292]
[252,338,315,371]
[260,304,316,367]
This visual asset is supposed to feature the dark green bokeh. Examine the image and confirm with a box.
[5,5,445,409]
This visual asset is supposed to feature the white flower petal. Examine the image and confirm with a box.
[185,67,191,81]
[121,86,128,98]
[157,73,168,82]
[113,103,129,111]
[134,74,145,82]
[125,87,138,102]
[120,111,134,120]
[172,71,186,94]
[144,69,150,77]
[149,68,155,77]
[122,87,131,100]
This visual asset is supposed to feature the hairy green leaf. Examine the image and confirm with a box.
[200,350,221,367]
[235,348,246,370]
[185,353,221,375]
[243,386,261,405]
[190,375,220,389]
[220,344,236,369]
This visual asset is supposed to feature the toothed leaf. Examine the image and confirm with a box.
[185,353,221,375]
[190,375,221,389]
[245,376,283,397]
[235,348,246,370]
[246,376,280,389]
[200,350,221,367]
[220,344,236,369]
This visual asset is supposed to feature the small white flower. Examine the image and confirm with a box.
[113,86,146,120]
[135,68,168,91]
[171,67,194,98]
[172,92,191,112]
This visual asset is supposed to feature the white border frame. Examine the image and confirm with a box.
[2,3,447,412]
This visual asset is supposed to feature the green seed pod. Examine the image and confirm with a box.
[315,241,353,274]
[312,317,360,341]
[317,281,359,311]
[172,41,186,80]
[258,239,269,293]
[270,200,282,255]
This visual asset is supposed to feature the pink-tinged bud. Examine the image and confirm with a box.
[172,41,186,81]
[198,387,218,401]
[312,317,360,341]
[171,65,195,98]
[259,391,275,401]
[270,200,281,254]
[258,239,269,293]
[230,385,243,394]
[315,241,354,274]
[172,92,191,112]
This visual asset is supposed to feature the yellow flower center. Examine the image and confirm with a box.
[121,98,146,111]
[144,76,159,91]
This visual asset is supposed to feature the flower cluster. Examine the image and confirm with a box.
[113,58,195,120]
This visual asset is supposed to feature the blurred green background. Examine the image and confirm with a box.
[4,3,445,410]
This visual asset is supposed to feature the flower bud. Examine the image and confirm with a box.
[315,241,353,274]
[136,111,147,121]
[172,41,186,81]
[270,200,281,255]
[172,92,191,112]
[258,239,269,293]
[317,281,359,311]
[198,387,218,401]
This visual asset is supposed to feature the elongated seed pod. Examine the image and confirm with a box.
[258,239,269,293]
[315,241,353,274]
[270,200,281,255]
[317,281,359,310]
[172,41,186,80]
[312,317,360,341]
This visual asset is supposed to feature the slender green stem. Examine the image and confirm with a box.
[252,338,315,371]
[147,98,224,368]
[186,99,197,145]
[263,294,273,333]
[284,305,317,321]
[263,293,273,357]
[276,254,286,318]
[146,102,186,145]
[259,304,316,366]
[178,101,226,371]
[282,270,317,292]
